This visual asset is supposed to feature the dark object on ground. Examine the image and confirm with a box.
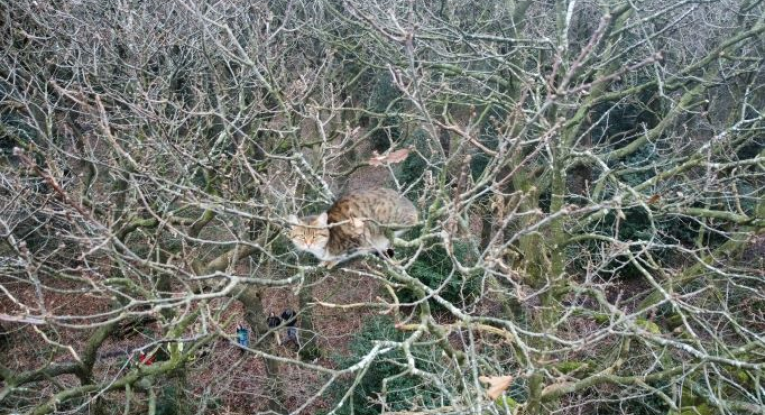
[281,309,298,346]
[267,312,281,328]
[281,309,297,327]
[138,351,155,366]
[236,323,249,353]
[0,323,8,350]
[266,311,282,344]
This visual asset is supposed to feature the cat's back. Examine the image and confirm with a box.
[327,188,417,226]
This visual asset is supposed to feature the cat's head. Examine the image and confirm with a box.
[286,212,331,256]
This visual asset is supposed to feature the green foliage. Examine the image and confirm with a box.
[397,129,430,188]
[1,112,36,156]
[368,75,403,152]
[668,404,713,415]
[580,146,702,279]
[397,120,497,190]
[299,339,323,361]
[326,316,444,415]
[469,122,501,181]
[591,87,662,148]
[736,140,763,160]
[398,241,480,311]
[469,150,492,181]
[156,385,185,415]
[601,380,671,415]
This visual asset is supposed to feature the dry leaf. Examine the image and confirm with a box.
[479,375,514,400]
[647,194,661,204]
[368,148,410,166]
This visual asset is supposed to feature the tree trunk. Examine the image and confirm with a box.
[239,287,286,413]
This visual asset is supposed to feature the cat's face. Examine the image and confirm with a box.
[286,213,331,257]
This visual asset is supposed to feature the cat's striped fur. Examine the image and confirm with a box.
[287,188,418,268]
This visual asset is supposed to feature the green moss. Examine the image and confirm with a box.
[554,361,590,375]
[667,404,712,415]
[635,318,662,335]
[493,396,518,410]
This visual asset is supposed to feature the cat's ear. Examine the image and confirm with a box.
[286,214,299,225]
[316,212,328,225]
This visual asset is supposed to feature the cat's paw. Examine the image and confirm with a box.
[320,260,338,269]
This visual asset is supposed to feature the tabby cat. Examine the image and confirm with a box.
[287,188,418,268]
